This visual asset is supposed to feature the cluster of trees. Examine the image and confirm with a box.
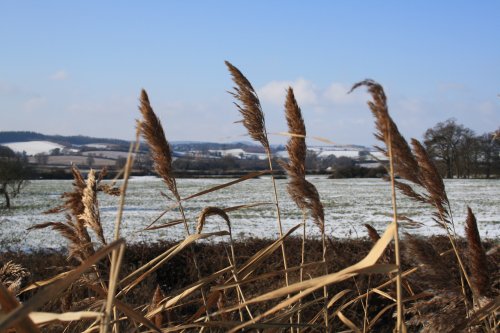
[424,119,499,179]
[0,146,30,208]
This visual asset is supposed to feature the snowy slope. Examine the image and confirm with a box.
[3,141,65,155]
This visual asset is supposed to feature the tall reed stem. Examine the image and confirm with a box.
[266,151,290,288]
[386,127,404,332]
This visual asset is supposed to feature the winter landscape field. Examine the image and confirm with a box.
[1,176,498,252]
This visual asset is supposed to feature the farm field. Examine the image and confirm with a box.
[1,176,498,252]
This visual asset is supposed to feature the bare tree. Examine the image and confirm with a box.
[0,146,30,209]
[86,154,95,168]
[34,152,49,165]
[424,119,466,178]
[424,119,499,178]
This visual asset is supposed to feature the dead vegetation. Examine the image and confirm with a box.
[0,63,498,332]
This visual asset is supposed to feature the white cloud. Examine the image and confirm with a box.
[23,96,47,111]
[50,70,69,81]
[258,78,318,106]
[323,83,366,105]
[258,79,367,108]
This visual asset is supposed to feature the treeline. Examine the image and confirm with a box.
[424,119,499,179]
[0,131,131,147]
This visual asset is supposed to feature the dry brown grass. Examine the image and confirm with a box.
[0,66,497,333]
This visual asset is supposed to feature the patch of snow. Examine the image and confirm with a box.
[84,143,109,149]
[318,150,360,158]
[3,141,64,155]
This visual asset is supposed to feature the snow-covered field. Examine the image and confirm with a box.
[3,141,64,155]
[0,177,498,251]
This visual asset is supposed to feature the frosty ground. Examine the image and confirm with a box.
[0,176,498,252]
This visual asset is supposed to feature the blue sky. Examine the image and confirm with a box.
[1,1,499,146]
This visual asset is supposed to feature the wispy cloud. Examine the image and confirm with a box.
[23,96,47,111]
[258,79,366,107]
[49,70,69,81]
[258,78,318,106]
[0,81,22,96]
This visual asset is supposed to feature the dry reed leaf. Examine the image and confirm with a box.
[145,266,233,320]
[271,132,336,145]
[236,223,303,280]
[181,170,271,201]
[260,298,326,332]
[327,289,353,309]
[337,311,361,332]
[144,218,184,231]
[367,303,396,331]
[371,288,396,302]
[28,311,101,324]
[145,202,272,231]
[0,283,40,333]
[225,223,396,332]
[19,270,73,294]
[88,284,162,333]
[121,231,230,294]
[213,261,325,291]
[0,239,124,331]
[188,289,223,322]
[100,242,125,333]
[196,207,230,234]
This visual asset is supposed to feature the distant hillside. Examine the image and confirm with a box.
[0,131,131,147]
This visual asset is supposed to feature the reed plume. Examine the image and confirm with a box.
[79,169,106,245]
[464,207,490,297]
[411,139,450,226]
[34,166,95,262]
[225,61,291,305]
[150,284,165,327]
[350,80,421,186]
[283,87,306,178]
[282,87,325,233]
[364,224,380,243]
[195,206,231,234]
[138,89,180,201]
[351,79,405,331]
[28,218,93,262]
[0,261,30,295]
[404,234,454,291]
[225,61,269,150]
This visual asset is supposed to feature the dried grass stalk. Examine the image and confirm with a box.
[138,89,180,200]
[464,207,490,297]
[225,61,269,150]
